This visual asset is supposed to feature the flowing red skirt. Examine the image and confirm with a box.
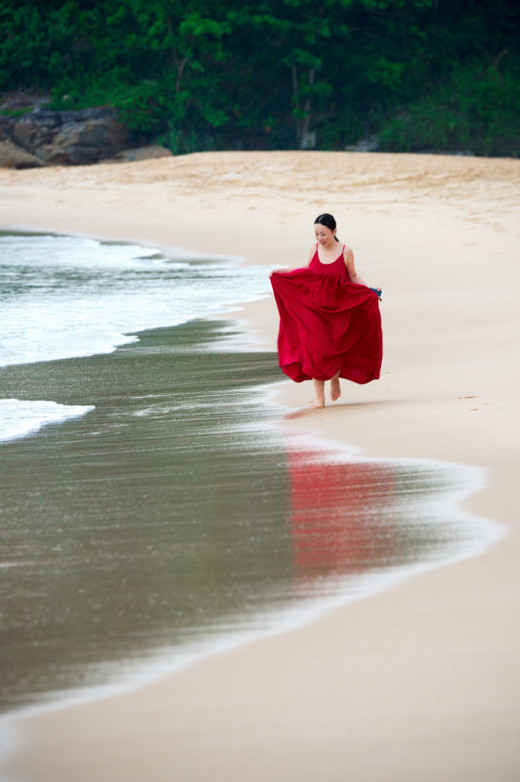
[270,268,383,384]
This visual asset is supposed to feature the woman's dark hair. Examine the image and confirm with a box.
[314,213,339,241]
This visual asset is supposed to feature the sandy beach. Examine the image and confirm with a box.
[1,151,520,781]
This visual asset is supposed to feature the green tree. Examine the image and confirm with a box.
[1,0,519,156]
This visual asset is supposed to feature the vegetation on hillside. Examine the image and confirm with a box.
[1,0,519,156]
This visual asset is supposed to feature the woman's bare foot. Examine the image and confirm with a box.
[312,379,326,408]
[330,375,341,402]
[311,399,325,409]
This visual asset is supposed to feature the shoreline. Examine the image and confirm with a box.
[0,316,507,781]
[0,235,503,724]
[1,151,519,780]
[0,404,504,723]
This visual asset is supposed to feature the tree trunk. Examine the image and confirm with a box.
[299,68,316,150]
[175,56,188,92]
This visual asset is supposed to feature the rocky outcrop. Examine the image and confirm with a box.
[0,106,129,167]
[0,138,46,169]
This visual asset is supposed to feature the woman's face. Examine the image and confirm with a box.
[314,224,336,245]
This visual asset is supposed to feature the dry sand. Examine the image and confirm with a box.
[1,151,520,781]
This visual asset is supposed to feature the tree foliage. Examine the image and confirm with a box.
[1,0,519,155]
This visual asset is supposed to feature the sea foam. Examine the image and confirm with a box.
[0,399,95,443]
[0,233,271,367]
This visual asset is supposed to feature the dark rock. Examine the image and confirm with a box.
[36,112,128,164]
[0,91,50,113]
[0,116,11,141]
[0,105,129,167]
[12,114,59,150]
[0,139,46,169]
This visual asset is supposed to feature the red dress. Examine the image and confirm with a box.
[270,244,382,384]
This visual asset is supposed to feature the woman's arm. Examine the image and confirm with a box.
[270,245,314,276]
[343,245,367,285]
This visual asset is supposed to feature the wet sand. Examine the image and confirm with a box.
[1,313,496,719]
[1,151,520,780]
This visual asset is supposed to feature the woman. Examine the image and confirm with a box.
[270,213,383,408]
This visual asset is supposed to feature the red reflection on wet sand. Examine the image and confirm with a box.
[288,445,397,582]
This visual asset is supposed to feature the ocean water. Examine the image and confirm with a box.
[0,232,502,718]
[0,231,270,443]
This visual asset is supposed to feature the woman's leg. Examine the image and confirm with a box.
[330,371,341,402]
[312,379,326,408]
